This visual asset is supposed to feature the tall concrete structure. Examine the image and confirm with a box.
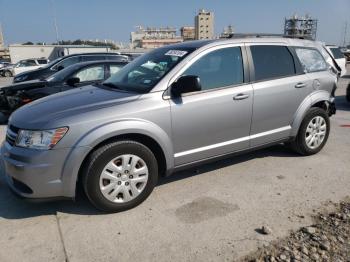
[0,24,10,60]
[180,26,195,41]
[284,14,317,40]
[195,9,214,40]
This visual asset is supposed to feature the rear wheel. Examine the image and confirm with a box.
[82,140,158,212]
[288,107,330,156]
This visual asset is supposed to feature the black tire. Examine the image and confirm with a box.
[4,70,12,77]
[289,107,330,156]
[82,140,158,212]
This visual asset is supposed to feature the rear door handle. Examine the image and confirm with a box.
[233,93,249,100]
[295,83,306,88]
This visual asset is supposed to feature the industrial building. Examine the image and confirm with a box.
[219,25,234,39]
[130,26,183,49]
[9,44,112,63]
[181,26,195,41]
[195,9,214,40]
[284,14,317,40]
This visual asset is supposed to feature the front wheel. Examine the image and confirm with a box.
[4,70,12,77]
[82,140,158,212]
[289,107,330,156]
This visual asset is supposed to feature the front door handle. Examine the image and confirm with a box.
[295,83,306,88]
[233,93,249,100]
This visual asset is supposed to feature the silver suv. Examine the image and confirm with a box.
[1,38,337,212]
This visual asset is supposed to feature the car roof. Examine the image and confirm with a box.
[71,60,128,67]
[161,37,320,51]
[63,52,125,58]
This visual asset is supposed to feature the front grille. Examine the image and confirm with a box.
[6,125,19,146]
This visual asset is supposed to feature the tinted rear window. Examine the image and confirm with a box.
[329,47,344,59]
[250,45,296,81]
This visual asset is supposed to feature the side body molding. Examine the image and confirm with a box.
[61,119,174,197]
[291,90,332,137]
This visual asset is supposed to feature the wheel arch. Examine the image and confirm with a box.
[291,90,332,137]
[61,120,174,198]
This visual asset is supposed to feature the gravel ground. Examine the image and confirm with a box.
[242,198,350,262]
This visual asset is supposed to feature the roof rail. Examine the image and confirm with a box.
[227,33,313,40]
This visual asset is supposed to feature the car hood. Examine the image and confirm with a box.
[10,85,141,128]
[1,80,48,93]
[13,67,50,82]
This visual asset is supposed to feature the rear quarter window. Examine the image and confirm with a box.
[295,47,328,73]
[250,45,296,81]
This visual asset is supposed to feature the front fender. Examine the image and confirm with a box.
[61,119,174,197]
[291,90,332,137]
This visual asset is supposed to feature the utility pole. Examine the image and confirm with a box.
[51,0,60,44]
[0,23,4,47]
[342,22,348,47]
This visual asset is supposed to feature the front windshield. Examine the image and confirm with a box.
[103,47,195,93]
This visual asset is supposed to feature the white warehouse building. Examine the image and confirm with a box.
[9,44,113,63]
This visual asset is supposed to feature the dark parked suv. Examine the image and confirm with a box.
[13,53,129,83]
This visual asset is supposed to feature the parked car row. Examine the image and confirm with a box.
[0,60,128,123]
[1,37,339,212]
[0,58,48,77]
[0,53,130,78]
[12,53,129,82]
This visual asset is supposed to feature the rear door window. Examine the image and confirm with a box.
[73,65,105,82]
[250,45,296,81]
[295,47,328,73]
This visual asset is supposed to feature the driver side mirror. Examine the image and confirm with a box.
[66,77,80,87]
[171,75,201,98]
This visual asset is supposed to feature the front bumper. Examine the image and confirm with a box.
[1,141,83,199]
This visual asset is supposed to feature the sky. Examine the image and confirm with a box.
[0,0,349,46]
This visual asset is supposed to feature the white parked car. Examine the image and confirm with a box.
[325,45,347,77]
[12,58,49,76]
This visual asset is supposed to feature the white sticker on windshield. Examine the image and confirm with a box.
[165,50,188,57]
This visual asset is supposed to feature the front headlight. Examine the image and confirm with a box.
[16,127,68,149]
